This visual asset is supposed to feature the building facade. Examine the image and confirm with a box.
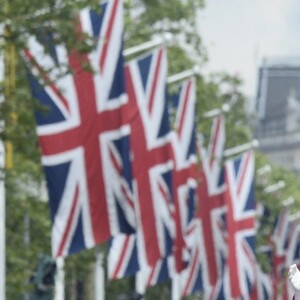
[255,57,300,174]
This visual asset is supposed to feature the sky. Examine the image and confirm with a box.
[197,0,300,108]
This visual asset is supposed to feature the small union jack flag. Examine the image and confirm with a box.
[197,115,227,298]
[169,78,197,272]
[224,150,256,299]
[25,0,136,257]
[141,77,199,287]
[271,207,291,295]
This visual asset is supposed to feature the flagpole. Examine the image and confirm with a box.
[135,271,146,296]
[202,103,230,118]
[54,257,64,300]
[95,251,105,300]
[123,32,173,57]
[166,65,201,84]
[223,139,259,158]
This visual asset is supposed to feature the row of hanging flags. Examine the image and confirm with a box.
[22,0,300,298]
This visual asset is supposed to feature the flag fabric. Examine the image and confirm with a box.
[286,220,300,267]
[249,263,273,300]
[107,47,173,284]
[143,257,174,288]
[24,0,136,257]
[224,150,256,299]
[138,184,198,291]
[124,47,174,268]
[141,77,199,288]
[173,115,227,299]
[279,219,300,300]
[197,115,227,298]
[107,234,139,280]
[271,207,291,295]
[177,218,204,297]
[170,78,197,272]
[141,77,199,293]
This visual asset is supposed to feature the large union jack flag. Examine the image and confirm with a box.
[125,47,174,268]
[197,115,227,299]
[24,0,136,257]
[107,47,174,284]
[223,150,256,299]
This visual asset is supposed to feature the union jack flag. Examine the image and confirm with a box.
[107,48,173,284]
[197,115,227,298]
[224,150,256,299]
[125,47,173,268]
[24,0,136,257]
[271,207,291,296]
[140,77,199,288]
[169,78,197,272]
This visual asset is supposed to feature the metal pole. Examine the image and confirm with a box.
[282,196,294,207]
[54,257,65,300]
[263,180,285,194]
[123,32,173,57]
[171,274,181,300]
[223,139,259,158]
[166,65,201,85]
[135,271,146,296]
[202,103,230,118]
[256,164,272,176]
[94,251,105,300]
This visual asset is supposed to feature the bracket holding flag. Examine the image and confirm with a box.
[123,32,173,57]
[202,103,230,118]
[264,180,286,194]
[167,65,201,84]
[282,196,295,207]
[256,164,272,176]
[223,139,259,158]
